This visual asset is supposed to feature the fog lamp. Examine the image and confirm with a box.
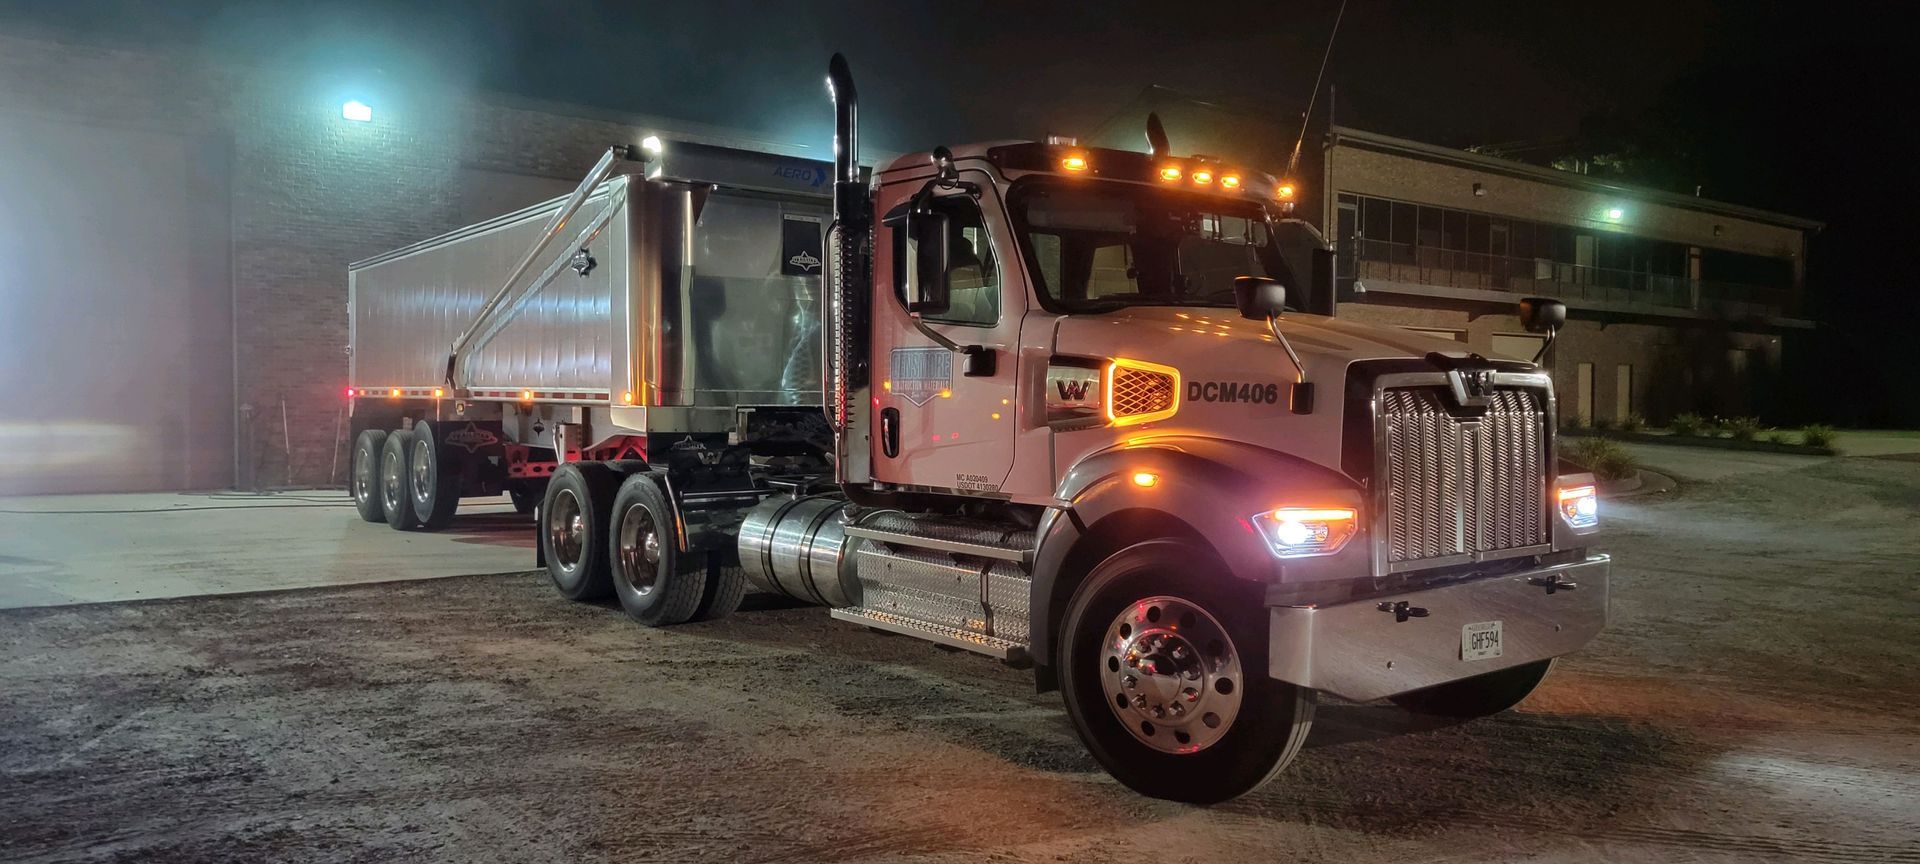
[1252,507,1357,558]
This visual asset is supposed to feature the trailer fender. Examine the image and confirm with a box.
[1028,437,1362,690]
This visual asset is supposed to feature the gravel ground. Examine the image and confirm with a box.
[3,457,1918,863]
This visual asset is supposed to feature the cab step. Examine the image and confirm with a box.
[831,606,1030,664]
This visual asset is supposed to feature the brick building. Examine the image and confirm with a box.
[1093,90,1821,429]
[0,29,817,493]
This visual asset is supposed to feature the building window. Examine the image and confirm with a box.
[1334,191,1793,310]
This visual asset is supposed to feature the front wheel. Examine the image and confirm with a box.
[1390,659,1553,718]
[1058,541,1314,804]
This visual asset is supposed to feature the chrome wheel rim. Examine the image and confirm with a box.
[410,439,432,502]
[1099,595,1244,754]
[353,445,376,504]
[381,446,406,513]
[547,488,585,570]
[616,503,661,595]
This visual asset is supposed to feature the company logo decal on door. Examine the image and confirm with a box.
[889,347,952,406]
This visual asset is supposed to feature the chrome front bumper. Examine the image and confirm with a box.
[1268,555,1610,702]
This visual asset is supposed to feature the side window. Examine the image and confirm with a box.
[895,196,1000,327]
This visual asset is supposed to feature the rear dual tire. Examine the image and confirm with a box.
[379,430,419,530]
[407,420,462,531]
[350,429,388,523]
[541,463,744,625]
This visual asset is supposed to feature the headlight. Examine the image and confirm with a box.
[1558,484,1598,530]
[1251,507,1358,558]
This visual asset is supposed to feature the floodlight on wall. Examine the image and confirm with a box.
[341,101,373,123]
[1604,206,1625,221]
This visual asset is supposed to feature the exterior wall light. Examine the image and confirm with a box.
[1605,207,1624,221]
[341,101,373,123]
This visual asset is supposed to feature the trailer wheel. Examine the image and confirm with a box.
[407,420,462,531]
[1390,659,1553,718]
[379,430,419,530]
[606,474,708,626]
[1057,540,1314,804]
[350,429,388,523]
[541,463,620,600]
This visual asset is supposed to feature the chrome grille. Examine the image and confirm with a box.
[1379,386,1548,568]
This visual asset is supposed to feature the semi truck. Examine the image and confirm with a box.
[344,55,1609,803]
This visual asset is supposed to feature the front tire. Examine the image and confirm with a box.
[541,463,621,600]
[407,420,462,531]
[379,430,419,530]
[606,474,708,626]
[1058,541,1314,804]
[1390,659,1553,718]
[350,429,388,523]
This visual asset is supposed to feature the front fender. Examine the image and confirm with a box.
[1027,436,1365,678]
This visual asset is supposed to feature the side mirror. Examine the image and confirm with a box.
[1518,297,1566,334]
[1516,297,1566,365]
[1232,276,1287,321]
[904,208,951,316]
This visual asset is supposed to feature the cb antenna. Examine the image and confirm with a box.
[1285,0,1348,180]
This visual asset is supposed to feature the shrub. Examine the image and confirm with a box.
[1668,413,1707,437]
[1563,437,1639,483]
[1800,424,1837,449]
[1766,430,1790,445]
[1618,413,1646,433]
[1590,417,1613,431]
[1726,416,1763,441]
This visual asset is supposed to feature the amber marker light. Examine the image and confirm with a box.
[389,388,401,398]
[1131,471,1159,488]
[1220,174,1242,189]
[433,387,444,398]
[1158,165,1183,182]
[520,390,534,402]
[1061,153,1089,172]
[1275,181,1297,200]
[622,391,636,404]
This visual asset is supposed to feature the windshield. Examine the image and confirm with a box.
[1008,180,1297,314]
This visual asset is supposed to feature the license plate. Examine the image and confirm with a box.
[1462,620,1504,661]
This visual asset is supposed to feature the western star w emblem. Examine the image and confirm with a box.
[787,250,821,272]
[889,346,952,406]
[1447,368,1497,408]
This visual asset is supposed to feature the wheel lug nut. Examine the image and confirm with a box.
[1169,702,1185,716]
[1151,704,1166,718]
[1171,645,1188,660]
[1182,687,1199,702]
[1122,675,1138,690]
[1131,695,1147,709]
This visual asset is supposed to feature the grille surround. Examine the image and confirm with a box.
[1371,372,1554,576]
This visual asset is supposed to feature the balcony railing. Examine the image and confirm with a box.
[1341,239,1793,317]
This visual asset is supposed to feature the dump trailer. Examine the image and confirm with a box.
[345,55,1609,803]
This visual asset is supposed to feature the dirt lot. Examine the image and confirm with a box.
[3,455,1918,863]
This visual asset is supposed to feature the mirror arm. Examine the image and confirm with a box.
[1265,313,1308,385]
[1532,328,1557,365]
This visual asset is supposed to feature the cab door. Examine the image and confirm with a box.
[870,169,1024,495]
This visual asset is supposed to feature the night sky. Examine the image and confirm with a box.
[4,0,1915,423]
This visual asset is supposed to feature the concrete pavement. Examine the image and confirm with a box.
[0,492,533,609]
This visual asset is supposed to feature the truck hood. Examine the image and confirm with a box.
[1048,306,1507,479]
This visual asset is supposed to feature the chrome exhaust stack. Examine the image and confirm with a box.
[824,53,873,484]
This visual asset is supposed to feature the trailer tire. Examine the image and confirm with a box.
[1057,540,1314,804]
[350,429,388,523]
[541,463,620,601]
[1390,659,1553,718]
[407,420,462,531]
[606,474,707,626]
[379,430,420,530]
